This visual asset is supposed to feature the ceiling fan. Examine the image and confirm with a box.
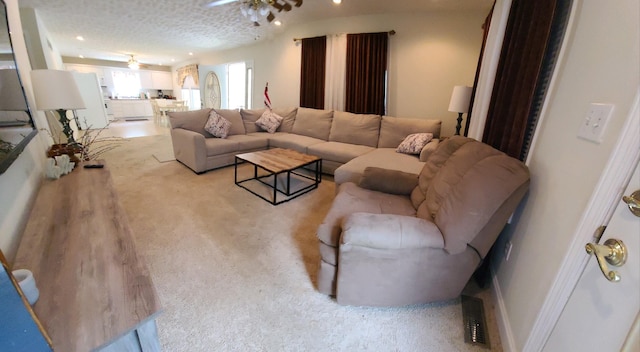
[205,0,303,26]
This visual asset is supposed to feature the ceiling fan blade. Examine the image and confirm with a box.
[266,12,275,22]
[288,0,303,7]
[205,0,237,8]
[282,2,292,11]
[253,21,260,27]
[271,1,284,12]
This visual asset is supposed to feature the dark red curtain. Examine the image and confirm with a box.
[482,0,561,158]
[300,36,326,109]
[345,32,388,115]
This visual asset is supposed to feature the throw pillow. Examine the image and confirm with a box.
[396,133,434,155]
[359,167,418,195]
[204,110,232,138]
[255,109,284,134]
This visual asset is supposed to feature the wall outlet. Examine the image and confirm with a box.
[504,241,513,261]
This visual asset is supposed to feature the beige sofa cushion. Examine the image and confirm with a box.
[213,109,245,136]
[329,111,381,147]
[239,109,263,133]
[203,134,269,156]
[273,107,297,132]
[334,148,425,185]
[316,182,416,248]
[413,136,531,255]
[359,167,418,195]
[378,116,441,148]
[240,107,297,133]
[168,108,214,137]
[267,133,325,153]
[291,107,333,140]
[307,142,375,164]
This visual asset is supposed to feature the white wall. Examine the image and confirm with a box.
[0,0,50,262]
[19,7,64,70]
[193,11,487,137]
[492,0,639,350]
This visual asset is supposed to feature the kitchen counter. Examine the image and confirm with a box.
[109,100,153,119]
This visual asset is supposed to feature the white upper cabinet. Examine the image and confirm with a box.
[139,71,153,89]
[102,68,114,89]
[65,64,106,86]
[65,63,174,92]
[151,71,173,90]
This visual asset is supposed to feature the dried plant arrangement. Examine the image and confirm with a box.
[42,119,127,163]
[76,122,127,162]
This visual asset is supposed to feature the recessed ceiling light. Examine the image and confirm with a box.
[171,59,175,62]
[76,36,84,41]
[274,20,282,26]
[79,55,84,58]
[332,0,342,4]
[188,52,193,56]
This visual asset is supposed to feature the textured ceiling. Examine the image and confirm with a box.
[17,0,493,66]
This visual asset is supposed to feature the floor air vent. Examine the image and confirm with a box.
[461,295,490,348]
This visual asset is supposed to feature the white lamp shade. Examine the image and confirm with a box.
[448,85,472,113]
[0,69,28,111]
[31,69,86,111]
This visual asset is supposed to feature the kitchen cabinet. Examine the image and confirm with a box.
[110,100,153,119]
[139,71,153,89]
[65,63,173,93]
[66,64,106,86]
[139,71,172,90]
[151,71,173,90]
[102,68,114,90]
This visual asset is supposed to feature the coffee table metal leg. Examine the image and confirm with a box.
[273,172,278,205]
[234,157,238,184]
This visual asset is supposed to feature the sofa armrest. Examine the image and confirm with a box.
[358,167,418,195]
[170,128,207,173]
[419,138,440,161]
[341,212,444,250]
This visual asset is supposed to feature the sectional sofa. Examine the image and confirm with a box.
[168,107,442,185]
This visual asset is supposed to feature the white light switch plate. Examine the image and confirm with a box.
[578,103,614,143]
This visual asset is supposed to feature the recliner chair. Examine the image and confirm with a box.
[316,136,530,306]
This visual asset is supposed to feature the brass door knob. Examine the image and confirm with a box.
[622,190,640,217]
[585,238,627,282]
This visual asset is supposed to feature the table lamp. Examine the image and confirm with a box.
[31,70,86,144]
[448,85,472,136]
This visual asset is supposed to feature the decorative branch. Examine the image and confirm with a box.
[77,119,127,161]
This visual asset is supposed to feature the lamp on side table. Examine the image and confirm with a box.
[31,69,86,144]
[448,85,472,136]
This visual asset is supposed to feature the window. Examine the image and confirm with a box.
[181,76,201,110]
[227,62,246,109]
[111,70,141,98]
[226,61,253,110]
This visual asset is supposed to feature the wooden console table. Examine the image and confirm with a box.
[13,162,162,351]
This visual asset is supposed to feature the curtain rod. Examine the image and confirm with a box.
[293,30,395,42]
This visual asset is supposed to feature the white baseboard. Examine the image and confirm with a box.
[491,266,517,352]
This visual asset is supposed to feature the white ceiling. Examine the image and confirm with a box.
[17,0,493,66]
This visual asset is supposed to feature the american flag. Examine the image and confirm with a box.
[264,82,272,109]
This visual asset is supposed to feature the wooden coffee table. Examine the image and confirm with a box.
[234,148,322,205]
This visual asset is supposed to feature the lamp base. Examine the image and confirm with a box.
[55,109,76,144]
[455,112,464,135]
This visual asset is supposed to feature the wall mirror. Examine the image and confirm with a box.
[0,0,37,175]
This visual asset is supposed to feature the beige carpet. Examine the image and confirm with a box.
[101,135,502,352]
